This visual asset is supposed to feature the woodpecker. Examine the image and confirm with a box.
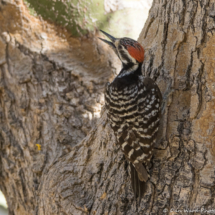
[99,30,162,202]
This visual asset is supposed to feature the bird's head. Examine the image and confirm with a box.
[99,30,144,67]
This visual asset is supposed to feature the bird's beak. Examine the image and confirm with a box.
[98,30,117,50]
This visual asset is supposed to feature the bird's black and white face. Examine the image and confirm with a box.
[99,30,144,66]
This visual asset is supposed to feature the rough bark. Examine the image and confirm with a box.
[0,0,215,215]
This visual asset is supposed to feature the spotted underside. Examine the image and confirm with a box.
[105,76,162,181]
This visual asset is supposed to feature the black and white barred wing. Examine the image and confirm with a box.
[134,77,162,165]
[120,77,162,181]
[104,82,124,133]
[104,77,162,182]
[104,82,139,133]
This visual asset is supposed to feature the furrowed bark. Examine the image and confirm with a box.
[0,0,215,215]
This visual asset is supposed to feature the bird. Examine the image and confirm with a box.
[99,30,162,203]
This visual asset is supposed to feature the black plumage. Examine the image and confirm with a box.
[99,30,162,202]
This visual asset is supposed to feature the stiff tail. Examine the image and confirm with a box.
[130,162,147,204]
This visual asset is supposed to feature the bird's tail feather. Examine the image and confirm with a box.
[130,162,147,204]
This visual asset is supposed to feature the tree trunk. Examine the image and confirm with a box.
[1,0,215,215]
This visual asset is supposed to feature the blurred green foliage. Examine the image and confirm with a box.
[23,0,150,39]
[24,0,110,36]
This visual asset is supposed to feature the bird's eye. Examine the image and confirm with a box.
[119,45,123,50]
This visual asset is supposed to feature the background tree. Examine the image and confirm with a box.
[0,0,215,214]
